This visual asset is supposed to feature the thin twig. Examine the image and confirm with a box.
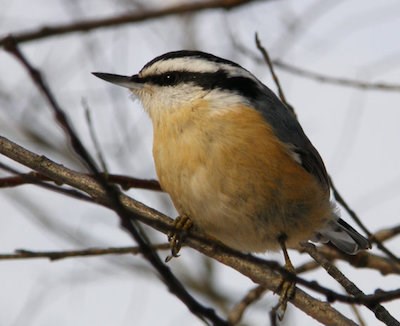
[273,59,400,92]
[0,244,170,261]
[374,225,400,243]
[0,161,93,203]
[228,285,268,324]
[0,171,162,191]
[348,293,367,326]
[0,0,263,46]
[255,33,294,113]
[234,38,400,92]
[83,99,108,173]
[308,245,400,276]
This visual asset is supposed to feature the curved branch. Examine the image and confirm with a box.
[0,135,358,325]
[273,59,400,92]
[0,0,264,46]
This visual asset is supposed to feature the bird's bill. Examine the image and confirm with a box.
[92,72,143,89]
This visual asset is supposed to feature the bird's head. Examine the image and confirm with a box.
[93,50,265,121]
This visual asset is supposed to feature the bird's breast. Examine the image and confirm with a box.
[151,102,331,251]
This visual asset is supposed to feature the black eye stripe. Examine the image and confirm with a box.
[142,71,203,86]
[140,70,263,100]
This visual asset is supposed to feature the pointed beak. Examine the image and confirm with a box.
[92,72,143,89]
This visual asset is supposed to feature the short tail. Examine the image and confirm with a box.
[314,218,371,255]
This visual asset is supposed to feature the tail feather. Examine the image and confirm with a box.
[314,218,371,255]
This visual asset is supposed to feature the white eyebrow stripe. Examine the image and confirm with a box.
[140,57,259,82]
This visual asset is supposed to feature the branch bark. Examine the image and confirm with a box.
[0,135,357,325]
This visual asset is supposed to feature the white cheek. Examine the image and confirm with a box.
[136,84,206,118]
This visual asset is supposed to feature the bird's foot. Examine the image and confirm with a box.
[274,265,296,320]
[273,235,296,320]
[165,214,193,262]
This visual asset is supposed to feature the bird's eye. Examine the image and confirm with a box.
[163,73,178,85]
[150,72,179,86]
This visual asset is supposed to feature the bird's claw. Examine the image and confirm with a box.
[165,214,193,262]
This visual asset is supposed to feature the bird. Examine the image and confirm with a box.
[93,50,370,315]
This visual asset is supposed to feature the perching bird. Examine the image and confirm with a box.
[93,50,370,314]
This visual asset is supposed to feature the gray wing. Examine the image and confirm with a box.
[252,86,371,253]
[252,85,330,191]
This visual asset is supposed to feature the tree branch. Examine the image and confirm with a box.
[3,135,400,325]
[0,0,264,46]
[3,37,228,326]
[228,285,268,324]
[234,37,400,93]
[302,242,399,326]
[0,244,170,261]
[0,171,162,191]
[273,59,400,92]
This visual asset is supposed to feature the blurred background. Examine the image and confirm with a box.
[1,0,400,325]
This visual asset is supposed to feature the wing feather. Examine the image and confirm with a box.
[251,85,330,191]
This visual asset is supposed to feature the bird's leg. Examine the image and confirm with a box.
[274,234,296,320]
[165,214,193,262]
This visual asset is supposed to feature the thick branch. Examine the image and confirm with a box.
[3,38,228,326]
[0,135,357,325]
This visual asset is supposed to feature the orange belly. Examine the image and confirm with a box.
[152,102,331,252]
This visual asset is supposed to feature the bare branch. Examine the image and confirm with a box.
[273,59,400,92]
[0,171,162,191]
[0,244,170,261]
[234,37,400,92]
[302,242,399,326]
[255,33,294,113]
[2,135,400,322]
[3,37,228,326]
[0,0,265,46]
[310,246,400,276]
[228,285,268,324]
[0,161,94,203]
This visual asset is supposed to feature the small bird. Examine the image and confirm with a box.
[93,50,370,314]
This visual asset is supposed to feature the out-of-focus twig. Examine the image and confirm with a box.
[374,225,400,243]
[0,244,170,261]
[255,33,293,112]
[228,285,268,324]
[0,171,162,191]
[83,99,108,173]
[0,161,93,202]
[234,37,400,92]
[0,0,264,46]
[273,59,400,92]
[296,246,400,276]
